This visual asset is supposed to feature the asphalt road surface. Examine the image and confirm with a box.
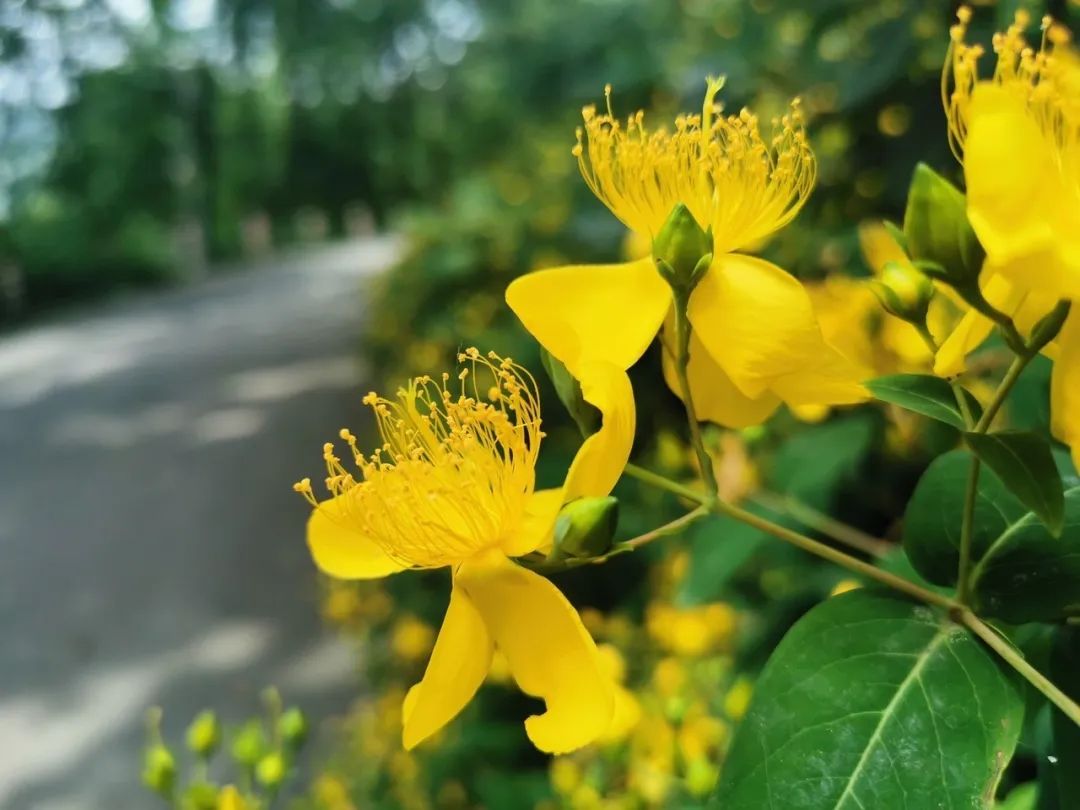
[0,237,402,809]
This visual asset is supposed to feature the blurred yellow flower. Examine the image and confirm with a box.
[217,786,250,810]
[645,602,737,658]
[507,78,867,432]
[297,350,635,753]
[941,9,1080,464]
[390,615,436,664]
[723,677,754,722]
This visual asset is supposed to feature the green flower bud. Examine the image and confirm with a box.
[869,260,935,325]
[230,720,267,768]
[256,751,286,789]
[278,707,308,750]
[141,744,176,798]
[181,781,219,810]
[551,496,619,559]
[903,163,984,287]
[653,203,713,297]
[1028,300,1072,353]
[186,710,221,758]
[540,348,601,438]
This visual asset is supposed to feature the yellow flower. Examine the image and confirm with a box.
[390,615,436,664]
[723,677,754,722]
[645,602,737,658]
[945,8,1080,301]
[939,10,1080,465]
[507,78,867,430]
[217,786,250,810]
[296,349,635,753]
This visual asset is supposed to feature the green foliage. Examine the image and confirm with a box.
[903,449,1026,586]
[866,373,982,430]
[965,431,1065,536]
[970,488,1080,624]
[714,590,1024,809]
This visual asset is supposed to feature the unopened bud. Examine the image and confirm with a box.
[903,163,983,288]
[869,260,935,325]
[142,745,176,798]
[1028,300,1072,353]
[279,707,308,750]
[230,720,267,768]
[182,781,219,810]
[256,751,286,789]
[186,710,221,758]
[540,349,601,438]
[552,496,619,559]
[653,203,713,296]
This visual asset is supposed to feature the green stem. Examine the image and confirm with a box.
[748,491,891,559]
[959,609,1080,727]
[671,298,720,499]
[956,457,981,605]
[712,498,958,611]
[974,353,1029,433]
[625,462,706,503]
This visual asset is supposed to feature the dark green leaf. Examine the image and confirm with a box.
[1048,628,1080,804]
[677,510,774,605]
[866,373,982,429]
[965,431,1065,536]
[713,590,1024,809]
[971,488,1080,623]
[902,449,1026,586]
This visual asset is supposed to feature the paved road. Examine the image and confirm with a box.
[0,237,402,809]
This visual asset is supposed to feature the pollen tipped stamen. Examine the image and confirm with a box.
[574,79,816,255]
[298,350,543,570]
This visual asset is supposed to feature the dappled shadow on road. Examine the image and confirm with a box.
[0,238,399,809]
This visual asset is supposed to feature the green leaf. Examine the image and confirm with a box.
[713,590,1024,809]
[677,509,774,605]
[965,430,1065,536]
[1047,628,1080,804]
[902,449,1026,586]
[866,373,982,429]
[970,487,1080,623]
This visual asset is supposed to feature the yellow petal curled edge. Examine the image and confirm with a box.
[501,488,564,558]
[307,494,406,580]
[455,551,614,754]
[402,584,493,749]
[505,258,671,378]
[688,253,868,406]
[562,360,636,502]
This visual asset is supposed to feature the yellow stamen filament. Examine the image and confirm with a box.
[945,6,1080,205]
[572,76,816,255]
[295,349,544,569]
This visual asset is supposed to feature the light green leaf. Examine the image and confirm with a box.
[902,449,1026,586]
[970,488,1080,624]
[713,590,1024,809]
[965,431,1065,536]
[866,373,982,429]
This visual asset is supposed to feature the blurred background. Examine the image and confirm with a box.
[0,1,1071,808]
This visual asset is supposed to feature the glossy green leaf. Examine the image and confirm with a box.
[965,431,1065,536]
[714,590,1024,810]
[866,373,981,429]
[768,413,877,509]
[970,488,1080,623]
[902,449,1026,586]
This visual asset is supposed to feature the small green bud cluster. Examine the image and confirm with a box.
[139,688,310,808]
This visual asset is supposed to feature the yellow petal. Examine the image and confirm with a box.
[661,324,780,428]
[455,552,614,753]
[965,84,1080,299]
[402,584,493,749]
[505,259,670,376]
[933,272,1022,377]
[1051,313,1080,470]
[307,495,405,580]
[688,254,868,404]
[501,488,564,557]
[858,221,908,274]
[562,360,636,501]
